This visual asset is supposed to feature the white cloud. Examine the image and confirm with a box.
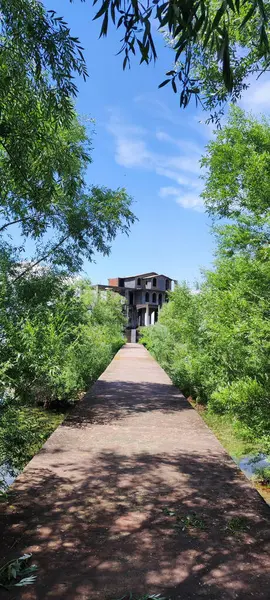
[107,114,147,138]
[167,155,201,174]
[106,111,205,211]
[159,186,204,211]
[156,130,203,155]
[156,168,191,186]
[115,138,149,168]
[159,186,180,198]
[107,114,150,167]
[156,131,178,145]
[240,79,270,111]
[133,94,182,125]
[177,193,204,211]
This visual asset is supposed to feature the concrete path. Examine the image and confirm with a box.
[0,344,269,600]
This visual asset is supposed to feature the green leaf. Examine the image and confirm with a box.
[15,575,37,586]
[240,5,256,29]
[212,3,226,30]
[158,79,170,88]
[93,1,110,20]
[99,11,109,37]
[172,79,177,93]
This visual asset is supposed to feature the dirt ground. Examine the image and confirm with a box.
[0,343,269,600]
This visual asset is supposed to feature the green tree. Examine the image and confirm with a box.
[202,106,270,218]
[141,107,270,448]
[0,0,87,179]
[0,2,135,273]
[0,112,135,275]
[202,105,270,256]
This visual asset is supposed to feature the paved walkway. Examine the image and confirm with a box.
[0,344,269,600]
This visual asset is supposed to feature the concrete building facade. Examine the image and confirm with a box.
[96,271,175,329]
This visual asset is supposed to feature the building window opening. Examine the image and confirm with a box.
[165,279,169,290]
[145,292,149,302]
[152,293,157,303]
[153,277,157,287]
[137,278,141,286]
[158,293,162,306]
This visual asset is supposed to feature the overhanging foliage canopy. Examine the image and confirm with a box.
[90,0,270,119]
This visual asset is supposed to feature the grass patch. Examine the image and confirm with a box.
[162,507,176,517]
[0,490,9,502]
[193,406,261,459]
[226,516,250,534]
[0,404,64,479]
[253,466,270,487]
[162,506,206,532]
[174,512,206,531]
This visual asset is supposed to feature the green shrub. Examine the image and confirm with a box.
[253,466,270,486]
[0,273,126,475]
[0,274,125,407]
[0,404,64,473]
[209,378,270,437]
[141,269,270,449]
[140,323,173,369]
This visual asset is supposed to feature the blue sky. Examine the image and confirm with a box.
[43,1,269,285]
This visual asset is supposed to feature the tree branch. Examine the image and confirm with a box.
[0,217,31,233]
[12,234,70,282]
[0,215,50,234]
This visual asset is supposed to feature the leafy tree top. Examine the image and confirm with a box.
[202,106,270,258]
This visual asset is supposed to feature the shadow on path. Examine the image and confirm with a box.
[1,450,269,600]
[64,380,190,427]
[0,345,269,600]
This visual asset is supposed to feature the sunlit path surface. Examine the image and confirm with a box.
[0,344,269,599]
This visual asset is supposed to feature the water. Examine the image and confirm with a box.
[233,453,270,505]
[237,453,270,476]
[0,463,18,490]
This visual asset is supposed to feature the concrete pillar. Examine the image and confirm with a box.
[145,304,149,326]
[151,310,155,325]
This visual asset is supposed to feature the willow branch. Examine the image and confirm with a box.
[12,234,69,282]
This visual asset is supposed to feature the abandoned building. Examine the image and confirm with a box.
[96,272,175,329]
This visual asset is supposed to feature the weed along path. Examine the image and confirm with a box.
[0,344,270,600]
